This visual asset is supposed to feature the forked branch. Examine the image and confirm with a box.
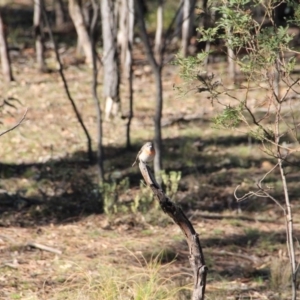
[234,162,286,212]
[138,161,207,300]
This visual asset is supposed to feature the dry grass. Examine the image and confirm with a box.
[0,20,300,299]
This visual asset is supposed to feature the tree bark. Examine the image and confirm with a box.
[118,0,134,148]
[0,10,13,82]
[90,0,104,182]
[34,0,46,72]
[154,0,163,64]
[182,0,195,57]
[54,0,66,28]
[68,0,93,65]
[135,0,163,183]
[153,66,163,179]
[225,20,236,81]
[126,0,134,149]
[227,41,236,81]
[118,0,127,68]
[101,0,120,119]
[197,0,211,67]
[82,1,91,32]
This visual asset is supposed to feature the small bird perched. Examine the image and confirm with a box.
[132,142,156,167]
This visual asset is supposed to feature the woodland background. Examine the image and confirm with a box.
[0,0,300,299]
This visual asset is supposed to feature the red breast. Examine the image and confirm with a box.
[144,147,155,156]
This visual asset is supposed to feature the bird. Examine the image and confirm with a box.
[132,142,156,167]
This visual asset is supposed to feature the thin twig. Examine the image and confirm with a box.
[0,109,27,137]
[261,190,285,212]
[257,162,279,186]
[234,185,255,201]
[41,6,93,162]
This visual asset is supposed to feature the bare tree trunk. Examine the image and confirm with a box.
[197,0,211,67]
[197,0,208,32]
[0,10,13,82]
[278,153,297,300]
[274,95,297,300]
[34,0,46,72]
[134,0,186,182]
[182,0,195,57]
[90,0,104,182]
[125,59,133,149]
[101,0,120,119]
[153,66,163,180]
[118,0,134,148]
[225,18,236,81]
[135,0,163,183]
[82,1,91,32]
[174,2,183,39]
[126,0,134,149]
[227,41,236,81]
[154,0,163,64]
[68,0,93,65]
[118,0,127,67]
[54,0,66,28]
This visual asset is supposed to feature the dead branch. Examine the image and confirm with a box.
[27,242,62,255]
[233,185,259,202]
[234,183,285,212]
[138,161,207,300]
[1,261,18,269]
[0,109,27,137]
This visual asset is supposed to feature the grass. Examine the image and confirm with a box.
[22,245,189,300]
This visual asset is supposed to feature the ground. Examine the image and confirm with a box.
[0,11,300,299]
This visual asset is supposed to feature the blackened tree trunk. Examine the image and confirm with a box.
[68,0,93,65]
[0,10,13,82]
[101,0,120,119]
[34,0,46,71]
